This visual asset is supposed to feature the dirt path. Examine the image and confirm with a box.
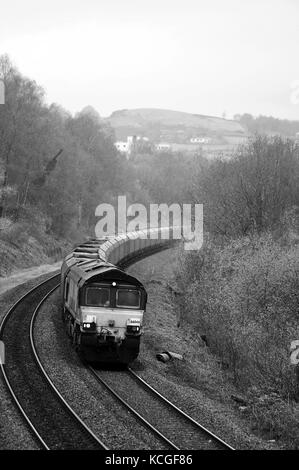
[0,262,61,295]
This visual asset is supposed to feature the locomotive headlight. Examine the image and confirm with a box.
[82,314,97,332]
[83,322,96,331]
[126,318,141,335]
[126,325,140,334]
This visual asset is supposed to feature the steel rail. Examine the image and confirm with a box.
[88,365,179,450]
[0,274,60,450]
[128,368,235,450]
[30,284,108,450]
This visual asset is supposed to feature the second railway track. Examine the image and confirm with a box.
[0,275,107,450]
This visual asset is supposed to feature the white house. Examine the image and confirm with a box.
[115,135,150,157]
[155,143,171,152]
[190,137,211,144]
[114,141,130,153]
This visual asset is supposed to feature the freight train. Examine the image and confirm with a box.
[61,228,176,363]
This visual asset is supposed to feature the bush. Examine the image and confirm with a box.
[176,234,299,445]
[176,234,299,398]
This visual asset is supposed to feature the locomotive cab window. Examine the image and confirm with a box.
[116,289,141,309]
[85,287,110,307]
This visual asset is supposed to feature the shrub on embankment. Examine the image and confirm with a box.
[175,234,299,444]
[0,209,72,276]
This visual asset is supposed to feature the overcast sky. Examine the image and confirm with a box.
[1,0,298,119]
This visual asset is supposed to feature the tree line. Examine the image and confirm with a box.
[0,54,131,239]
[235,113,299,137]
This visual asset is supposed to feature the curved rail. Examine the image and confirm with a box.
[0,275,107,450]
[0,274,59,449]
[128,368,235,450]
[87,365,179,450]
[88,365,234,450]
[30,285,108,450]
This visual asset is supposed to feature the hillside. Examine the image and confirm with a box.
[105,108,246,142]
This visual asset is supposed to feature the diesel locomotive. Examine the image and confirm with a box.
[61,228,177,363]
[61,256,146,363]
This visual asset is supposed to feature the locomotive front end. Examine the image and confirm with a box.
[78,279,146,361]
[61,253,147,364]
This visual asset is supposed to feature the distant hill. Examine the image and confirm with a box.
[105,108,246,142]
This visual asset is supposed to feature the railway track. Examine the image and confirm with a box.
[87,365,179,450]
[0,275,107,450]
[88,366,234,450]
[1,243,235,450]
[127,368,235,450]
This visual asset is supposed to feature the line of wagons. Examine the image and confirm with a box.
[60,228,176,364]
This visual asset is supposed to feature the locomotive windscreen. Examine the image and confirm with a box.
[116,289,141,309]
[85,287,110,307]
[80,283,143,309]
